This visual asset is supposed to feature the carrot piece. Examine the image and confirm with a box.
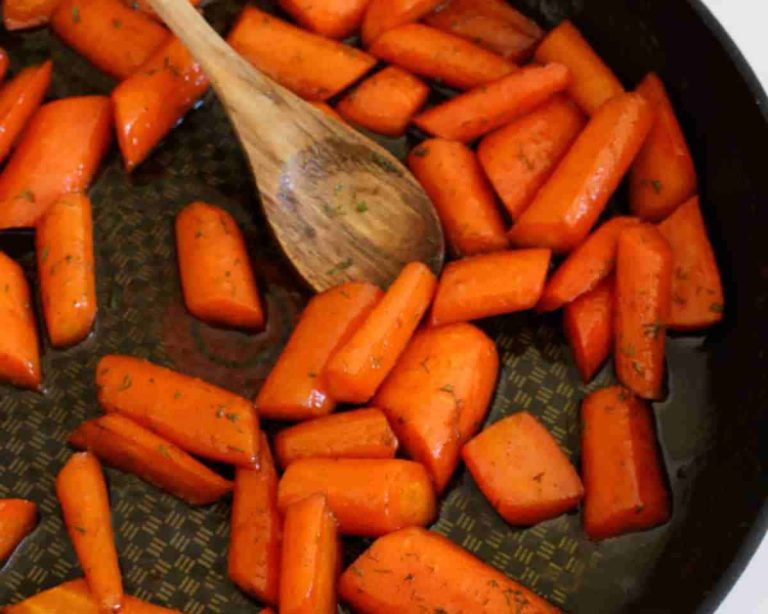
[175,202,263,330]
[113,37,209,171]
[534,20,624,115]
[228,433,281,604]
[339,527,559,613]
[3,0,62,29]
[96,354,260,466]
[277,458,435,536]
[68,414,233,505]
[0,61,52,164]
[324,261,436,403]
[0,96,112,230]
[256,281,382,421]
[407,139,508,257]
[374,323,498,491]
[581,386,670,539]
[369,24,515,90]
[508,92,653,253]
[478,95,585,220]
[615,224,672,400]
[429,249,551,326]
[310,101,344,122]
[279,0,370,39]
[0,49,7,79]
[361,0,441,46]
[0,499,37,561]
[564,278,613,383]
[56,452,122,612]
[227,7,375,101]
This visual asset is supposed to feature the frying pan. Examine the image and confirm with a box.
[1,0,767,612]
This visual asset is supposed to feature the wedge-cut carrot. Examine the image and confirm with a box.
[0,61,52,164]
[534,20,624,115]
[0,499,37,561]
[3,0,62,30]
[564,278,613,383]
[581,386,669,539]
[256,281,382,421]
[0,96,112,230]
[56,452,122,613]
[414,63,570,142]
[279,0,370,39]
[228,433,281,604]
[278,458,435,536]
[508,92,653,253]
[69,414,233,506]
[113,36,209,171]
[339,527,559,613]
[324,261,436,403]
[615,224,672,400]
[336,66,429,137]
[96,354,260,466]
[361,0,441,46]
[478,96,585,220]
[408,139,508,257]
[310,101,344,122]
[630,73,697,222]
[228,7,375,101]
[369,24,515,90]
[430,249,550,326]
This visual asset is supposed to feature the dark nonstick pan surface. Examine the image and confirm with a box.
[1,0,767,612]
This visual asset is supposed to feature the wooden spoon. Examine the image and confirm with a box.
[147,0,444,291]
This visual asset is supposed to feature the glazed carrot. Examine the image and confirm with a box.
[256,281,382,421]
[324,261,436,403]
[564,278,613,383]
[3,0,61,29]
[36,193,96,348]
[336,66,429,137]
[0,499,37,561]
[374,323,498,491]
[175,202,263,330]
[478,96,585,220]
[658,196,724,330]
[408,139,508,257]
[69,414,233,506]
[113,36,209,171]
[0,61,52,164]
[361,0,441,46]
[369,24,515,90]
[534,20,624,115]
[278,458,435,536]
[414,63,570,142]
[429,249,550,326]
[228,7,375,101]
[310,101,344,122]
[56,452,122,612]
[615,224,672,400]
[339,527,559,613]
[0,96,112,230]
[581,386,670,539]
[279,0,370,39]
[508,92,653,252]
[96,354,260,466]
[228,433,281,604]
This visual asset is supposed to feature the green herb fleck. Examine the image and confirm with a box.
[643,178,663,194]
[17,188,35,202]
[74,525,87,534]
[157,445,171,459]
[321,202,345,218]
[227,445,245,454]
[642,322,663,339]
[225,412,239,423]
[327,257,353,276]
[307,370,318,378]
[673,293,686,305]
[65,254,73,264]
[404,573,415,582]
[631,361,644,375]
[617,388,628,401]
[350,566,364,577]
[419,357,430,373]
[355,201,368,213]
[72,6,80,22]
[333,183,344,195]
[517,146,535,171]
[620,343,636,358]
[532,472,545,483]
[370,152,401,175]
[112,18,122,28]
[675,267,690,280]
[40,246,49,263]
[710,302,724,313]
[117,374,132,391]
[173,390,182,399]
[439,384,454,394]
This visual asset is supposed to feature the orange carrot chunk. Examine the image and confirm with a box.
[564,278,613,383]
[361,0,441,46]
[4,0,63,30]
[581,386,670,539]
[0,61,52,164]
[279,0,370,39]
[96,354,260,467]
[408,139,508,257]
[630,73,697,222]
[278,458,435,536]
[0,499,37,561]
[508,92,653,253]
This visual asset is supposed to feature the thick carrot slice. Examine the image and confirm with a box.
[96,354,260,466]
[277,458,435,536]
[414,63,570,142]
[581,386,669,539]
[361,0,441,46]
[615,224,672,400]
[630,73,697,222]
[478,95,585,220]
[369,24,515,90]
[429,249,551,326]
[56,452,122,612]
[534,20,624,115]
[374,323,498,491]
[3,0,62,29]
[407,139,508,257]
[69,414,233,505]
[113,37,209,171]
[0,96,112,230]
[227,7,375,101]
[279,0,370,39]
[324,261,436,403]
[0,499,37,561]
[256,281,382,421]
[228,433,281,604]
[564,278,613,383]
[508,92,653,253]
[175,202,263,330]
[310,101,344,122]
[336,66,429,137]
[0,61,52,164]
